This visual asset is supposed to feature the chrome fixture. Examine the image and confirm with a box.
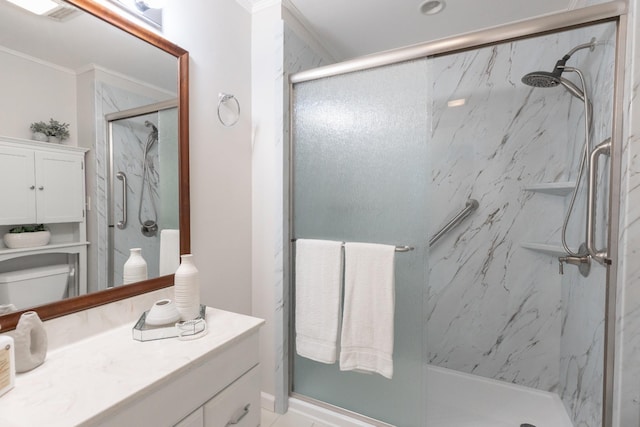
[291,240,415,253]
[429,199,479,248]
[587,138,612,265]
[116,171,127,229]
[522,40,602,270]
[217,93,240,127]
[559,243,591,277]
[139,121,158,237]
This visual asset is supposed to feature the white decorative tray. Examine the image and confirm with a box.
[132,304,206,342]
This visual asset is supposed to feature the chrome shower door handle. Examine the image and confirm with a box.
[116,172,127,229]
[587,138,611,265]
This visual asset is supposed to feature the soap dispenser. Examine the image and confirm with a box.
[0,334,15,397]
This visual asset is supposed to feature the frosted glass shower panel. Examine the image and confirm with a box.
[292,59,429,426]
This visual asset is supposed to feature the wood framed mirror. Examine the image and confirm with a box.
[0,0,190,331]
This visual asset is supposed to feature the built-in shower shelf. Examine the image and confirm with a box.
[521,242,569,257]
[523,181,576,196]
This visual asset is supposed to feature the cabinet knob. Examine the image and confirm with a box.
[30,185,35,190]
[38,186,44,190]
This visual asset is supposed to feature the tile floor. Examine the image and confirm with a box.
[261,408,334,427]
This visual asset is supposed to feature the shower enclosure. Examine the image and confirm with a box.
[107,102,179,287]
[289,13,619,427]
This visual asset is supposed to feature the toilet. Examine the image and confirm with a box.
[0,264,70,310]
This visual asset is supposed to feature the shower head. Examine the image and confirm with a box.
[521,38,595,100]
[144,120,158,134]
[521,71,585,101]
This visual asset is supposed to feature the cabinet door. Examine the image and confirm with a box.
[34,151,84,223]
[203,366,260,427]
[175,407,204,427]
[0,146,36,225]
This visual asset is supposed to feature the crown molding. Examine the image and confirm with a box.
[281,0,339,62]
[235,0,280,14]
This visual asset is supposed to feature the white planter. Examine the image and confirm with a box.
[31,132,48,142]
[3,231,51,249]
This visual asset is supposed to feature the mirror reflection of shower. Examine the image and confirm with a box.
[106,99,180,288]
[140,120,159,237]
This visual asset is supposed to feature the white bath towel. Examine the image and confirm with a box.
[159,229,180,276]
[340,242,396,379]
[295,239,344,364]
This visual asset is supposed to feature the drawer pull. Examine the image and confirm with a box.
[226,403,250,426]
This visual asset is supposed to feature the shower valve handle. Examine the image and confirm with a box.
[558,253,591,277]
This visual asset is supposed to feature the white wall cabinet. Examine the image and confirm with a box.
[0,136,89,295]
[0,139,85,225]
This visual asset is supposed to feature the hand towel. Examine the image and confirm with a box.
[295,239,344,363]
[340,242,396,379]
[159,229,180,276]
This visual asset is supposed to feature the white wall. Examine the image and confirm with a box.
[159,1,254,315]
[251,2,283,405]
[0,49,77,144]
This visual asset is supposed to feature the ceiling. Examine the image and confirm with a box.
[0,0,177,92]
[284,0,574,61]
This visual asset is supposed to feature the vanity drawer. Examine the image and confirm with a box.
[203,365,260,427]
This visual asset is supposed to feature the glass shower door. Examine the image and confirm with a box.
[291,59,429,426]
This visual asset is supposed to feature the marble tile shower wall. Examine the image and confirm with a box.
[559,22,615,427]
[427,22,614,426]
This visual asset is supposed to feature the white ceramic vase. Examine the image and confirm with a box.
[174,254,201,321]
[123,248,147,285]
[14,311,47,373]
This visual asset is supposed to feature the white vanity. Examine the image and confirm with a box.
[0,307,264,427]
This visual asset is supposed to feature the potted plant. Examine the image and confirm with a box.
[29,119,70,143]
[30,121,49,142]
[45,119,70,143]
[3,224,51,249]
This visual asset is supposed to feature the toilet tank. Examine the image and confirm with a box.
[0,264,70,310]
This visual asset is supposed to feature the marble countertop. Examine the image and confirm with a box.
[0,308,264,427]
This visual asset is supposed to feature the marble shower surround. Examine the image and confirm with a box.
[427,22,615,426]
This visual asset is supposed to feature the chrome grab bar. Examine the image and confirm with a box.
[429,199,479,248]
[116,171,127,229]
[587,138,611,265]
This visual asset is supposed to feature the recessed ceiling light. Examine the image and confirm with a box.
[419,0,445,15]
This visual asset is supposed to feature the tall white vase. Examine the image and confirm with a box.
[174,254,201,321]
[14,311,47,373]
[123,248,147,285]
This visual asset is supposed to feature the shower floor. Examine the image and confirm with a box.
[427,365,574,427]
[286,365,574,426]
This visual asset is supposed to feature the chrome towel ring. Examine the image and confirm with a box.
[217,92,240,127]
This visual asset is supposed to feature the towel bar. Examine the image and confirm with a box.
[291,240,414,253]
